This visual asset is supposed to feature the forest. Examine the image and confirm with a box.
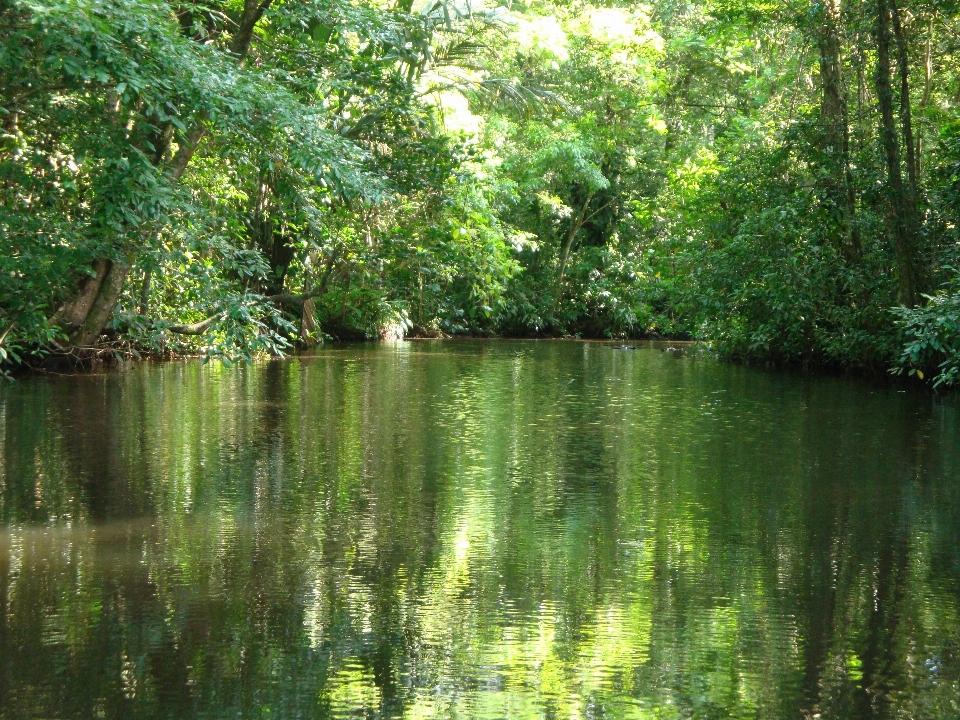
[2,0,960,385]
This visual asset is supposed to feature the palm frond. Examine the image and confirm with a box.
[465,78,573,118]
[429,38,488,70]
[419,0,510,30]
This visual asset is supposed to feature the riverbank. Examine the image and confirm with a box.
[6,335,939,396]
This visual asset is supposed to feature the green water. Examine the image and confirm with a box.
[1,341,958,720]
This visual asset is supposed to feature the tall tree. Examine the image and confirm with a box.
[59,0,274,347]
[814,0,858,255]
[874,0,918,307]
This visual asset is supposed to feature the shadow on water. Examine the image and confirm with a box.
[1,341,958,719]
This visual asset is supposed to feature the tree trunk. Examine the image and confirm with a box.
[53,258,112,331]
[69,257,132,346]
[874,0,918,307]
[300,298,319,348]
[558,192,594,285]
[168,124,208,183]
[915,20,933,177]
[818,0,845,151]
[230,0,272,61]
[815,0,859,256]
[139,268,152,315]
[890,0,917,203]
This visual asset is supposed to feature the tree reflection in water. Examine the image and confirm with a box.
[1,341,958,719]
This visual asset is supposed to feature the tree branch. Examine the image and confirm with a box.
[167,312,226,335]
[230,0,274,61]
[266,288,325,305]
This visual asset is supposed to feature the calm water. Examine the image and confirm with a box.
[1,341,958,720]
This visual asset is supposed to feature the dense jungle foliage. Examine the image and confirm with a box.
[2,0,960,384]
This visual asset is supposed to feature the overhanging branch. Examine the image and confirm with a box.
[167,312,226,335]
[266,288,325,305]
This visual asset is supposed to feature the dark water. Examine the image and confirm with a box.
[1,341,959,720]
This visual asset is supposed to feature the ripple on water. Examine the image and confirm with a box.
[0,340,958,719]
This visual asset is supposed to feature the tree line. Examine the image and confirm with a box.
[2,0,959,384]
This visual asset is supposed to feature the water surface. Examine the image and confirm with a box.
[1,341,958,719]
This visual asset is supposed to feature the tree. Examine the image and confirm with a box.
[874,0,919,307]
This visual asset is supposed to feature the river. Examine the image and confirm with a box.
[1,340,958,719]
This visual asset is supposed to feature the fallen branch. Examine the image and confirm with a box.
[266,288,326,306]
[167,312,227,335]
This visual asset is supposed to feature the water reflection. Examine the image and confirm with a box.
[1,341,958,719]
